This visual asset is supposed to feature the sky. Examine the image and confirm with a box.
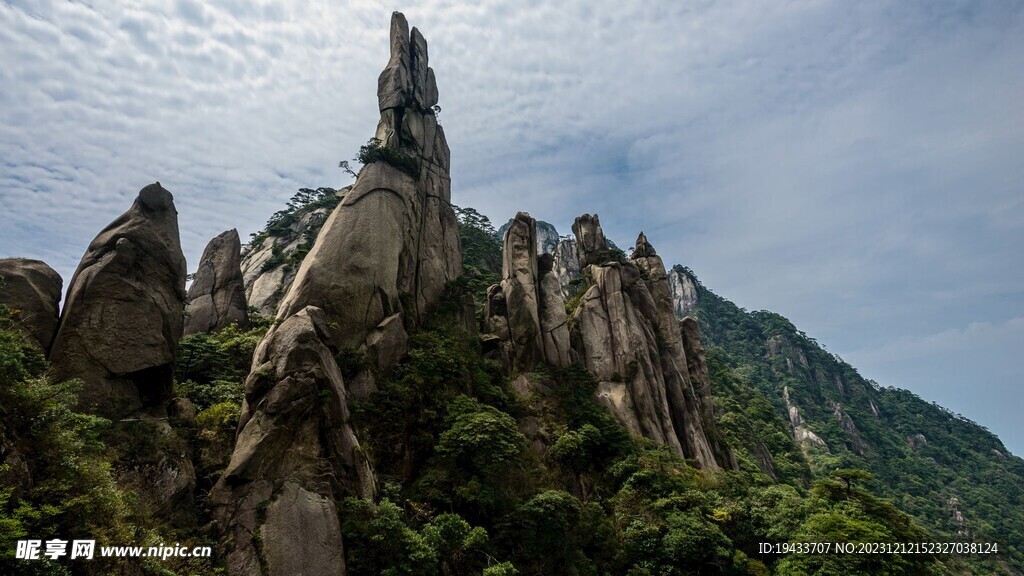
[1,0,1022,454]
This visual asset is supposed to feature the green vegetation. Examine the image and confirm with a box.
[342,287,953,575]
[454,206,503,308]
[357,137,421,176]
[0,302,224,575]
[682,265,1024,573]
[248,186,341,252]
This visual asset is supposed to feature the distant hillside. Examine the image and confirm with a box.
[682,265,1024,572]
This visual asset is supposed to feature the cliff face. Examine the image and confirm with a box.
[552,236,582,298]
[49,183,187,416]
[497,217,560,255]
[567,218,733,469]
[668,265,699,318]
[212,13,460,575]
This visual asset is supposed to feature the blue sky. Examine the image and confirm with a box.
[1,0,1022,454]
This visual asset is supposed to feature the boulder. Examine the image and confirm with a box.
[49,182,187,416]
[0,258,62,352]
[184,229,249,335]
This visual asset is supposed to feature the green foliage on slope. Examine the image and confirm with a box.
[454,205,503,308]
[0,303,225,575]
[680,265,1024,573]
[340,284,949,576]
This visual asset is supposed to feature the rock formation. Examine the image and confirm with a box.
[211,307,373,576]
[275,12,460,356]
[0,258,62,352]
[240,195,342,317]
[184,229,249,335]
[782,386,826,449]
[568,216,734,469]
[552,236,582,298]
[571,213,613,269]
[667,265,699,318]
[679,317,738,470]
[497,217,561,254]
[49,182,187,416]
[214,14,459,574]
[483,212,571,370]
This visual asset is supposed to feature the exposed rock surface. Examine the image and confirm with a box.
[783,386,826,449]
[572,213,611,269]
[215,15,455,574]
[0,258,62,352]
[568,219,734,469]
[211,306,373,576]
[497,218,560,254]
[240,201,338,317]
[483,213,571,370]
[49,183,187,416]
[184,229,249,335]
[276,12,460,358]
[829,400,866,454]
[552,236,582,298]
[679,317,738,470]
[667,266,700,319]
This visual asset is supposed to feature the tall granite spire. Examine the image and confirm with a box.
[212,14,460,575]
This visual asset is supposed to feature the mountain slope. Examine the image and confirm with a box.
[681,265,1024,570]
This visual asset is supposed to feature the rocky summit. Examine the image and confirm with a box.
[568,218,735,469]
[211,13,461,574]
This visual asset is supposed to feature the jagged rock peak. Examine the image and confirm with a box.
[185,229,249,335]
[0,258,62,353]
[484,212,571,370]
[378,12,438,114]
[631,232,657,259]
[49,182,187,416]
[571,213,609,268]
[569,213,735,469]
[276,12,460,356]
[216,17,458,573]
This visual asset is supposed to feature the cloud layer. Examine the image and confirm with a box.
[1,0,1022,453]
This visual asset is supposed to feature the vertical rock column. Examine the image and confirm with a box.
[213,13,459,576]
[568,215,735,469]
[483,212,571,371]
[184,229,249,335]
[679,317,738,470]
